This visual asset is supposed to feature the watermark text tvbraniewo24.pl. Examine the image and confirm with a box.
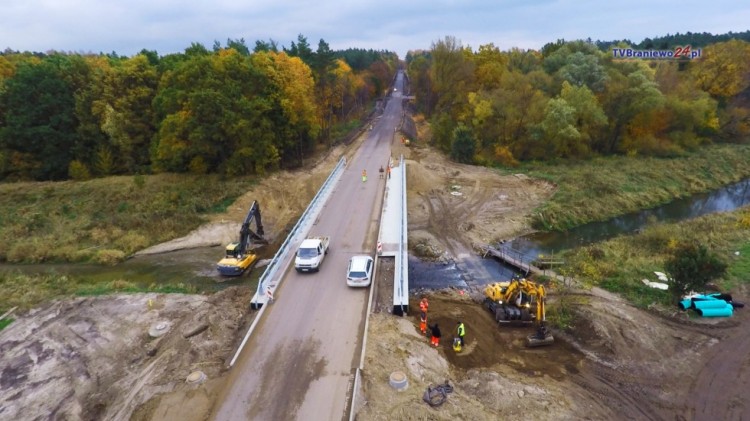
[612,45,702,60]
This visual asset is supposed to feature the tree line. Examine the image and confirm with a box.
[406,36,750,165]
[596,30,750,51]
[0,36,398,181]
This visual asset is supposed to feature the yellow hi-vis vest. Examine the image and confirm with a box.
[457,323,465,337]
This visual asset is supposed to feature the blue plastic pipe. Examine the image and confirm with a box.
[693,299,731,310]
[696,305,733,317]
[679,299,693,310]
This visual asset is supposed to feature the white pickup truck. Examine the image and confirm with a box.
[294,236,330,272]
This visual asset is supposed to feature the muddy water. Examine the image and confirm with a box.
[409,255,513,290]
[0,246,266,293]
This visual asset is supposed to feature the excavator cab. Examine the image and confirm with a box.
[225,243,241,259]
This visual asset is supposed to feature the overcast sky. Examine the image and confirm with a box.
[2,0,749,58]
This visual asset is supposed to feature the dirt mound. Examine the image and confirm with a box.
[136,148,345,255]
[401,146,555,261]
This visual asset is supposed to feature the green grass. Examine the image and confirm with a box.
[560,206,750,307]
[518,144,750,231]
[0,318,12,331]
[0,173,257,264]
[0,271,198,311]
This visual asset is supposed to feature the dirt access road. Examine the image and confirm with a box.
[2,111,750,420]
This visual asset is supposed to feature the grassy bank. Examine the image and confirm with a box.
[523,144,750,231]
[0,271,201,314]
[561,205,750,308]
[0,174,257,264]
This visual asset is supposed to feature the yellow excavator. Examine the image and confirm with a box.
[483,276,554,347]
[216,201,267,276]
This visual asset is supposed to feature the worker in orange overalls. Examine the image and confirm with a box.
[387,165,391,179]
[419,297,429,313]
[429,323,441,347]
[362,169,367,182]
[419,297,429,335]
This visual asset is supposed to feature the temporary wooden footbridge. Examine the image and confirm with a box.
[478,243,565,279]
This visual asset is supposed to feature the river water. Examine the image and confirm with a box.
[506,178,750,261]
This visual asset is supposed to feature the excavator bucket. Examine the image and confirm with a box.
[525,326,554,347]
[525,334,555,347]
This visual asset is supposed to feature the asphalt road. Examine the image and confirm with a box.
[210,73,406,421]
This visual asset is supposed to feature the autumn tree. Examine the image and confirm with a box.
[536,98,582,158]
[431,36,474,116]
[472,43,507,90]
[558,81,608,154]
[0,56,78,180]
[598,68,664,154]
[690,39,750,100]
[100,54,158,173]
[252,51,319,165]
[152,48,279,174]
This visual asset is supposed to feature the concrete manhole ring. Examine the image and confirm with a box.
[389,371,408,390]
[186,371,207,385]
[148,321,171,338]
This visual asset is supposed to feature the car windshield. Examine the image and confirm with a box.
[348,271,367,279]
[298,248,317,258]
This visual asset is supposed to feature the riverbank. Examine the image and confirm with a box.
[524,144,750,230]
[563,203,750,307]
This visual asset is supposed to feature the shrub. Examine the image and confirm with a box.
[494,145,520,168]
[450,125,476,164]
[94,249,126,265]
[68,160,91,180]
[115,232,150,254]
[665,242,727,302]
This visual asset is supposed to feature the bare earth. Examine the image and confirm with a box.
[1,123,749,420]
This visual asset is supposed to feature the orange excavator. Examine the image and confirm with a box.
[483,276,554,347]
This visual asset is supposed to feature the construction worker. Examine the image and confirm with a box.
[419,311,427,335]
[379,165,384,178]
[456,321,465,347]
[419,297,429,314]
[386,165,391,179]
[362,169,367,182]
[452,337,462,352]
[429,323,441,347]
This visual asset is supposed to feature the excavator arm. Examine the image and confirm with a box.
[238,201,266,255]
[526,283,554,347]
[217,201,267,276]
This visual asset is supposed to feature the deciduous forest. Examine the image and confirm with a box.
[0,36,398,181]
[2,33,750,181]
[406,36,750,165]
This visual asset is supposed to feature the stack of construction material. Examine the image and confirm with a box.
[678,293,743,317]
